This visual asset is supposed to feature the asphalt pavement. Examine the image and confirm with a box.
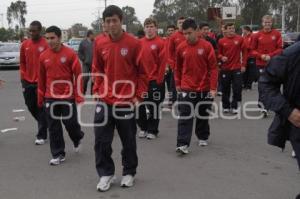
[0,70,299,199]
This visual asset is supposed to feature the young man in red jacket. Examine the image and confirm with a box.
[175,18,218,154]
[251,15,283,116]
[168,17,186,104]
[38,26,84,166]
[242,26,256,90]
[20,21,48,145]
[92,23,108,95]
[218,23,247,114]
[92,5,149,192]
[137,18,166,140]
[164,25,176,108]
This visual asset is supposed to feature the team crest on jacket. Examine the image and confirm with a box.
[271,36,276,40]
[234,40,239,45]
[60,56,67,63]
[121,48,128,56]
[151,44,157,50]
[198,48,204,55]
[38,46,45,52]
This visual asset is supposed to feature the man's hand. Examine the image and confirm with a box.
[288,109,300,128]
[209,90,216,99]
[261,54,266,61]
[265,55,271,62]
[221,56,228,62]
[241,67,246,73]
[132,97,140,107]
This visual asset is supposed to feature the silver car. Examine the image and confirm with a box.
[0,43,20,69]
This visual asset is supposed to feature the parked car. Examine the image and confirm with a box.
[68,38,83,53]
[0,43,20,69]
[282,32,300,48]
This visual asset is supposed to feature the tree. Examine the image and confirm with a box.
[239,0,300,31]
[0,28,16,42]
[282,0,300,31]
[69,23,88,38]
[91,18,102,33]
[6,1,27,31]
[238,0,275,26]
[122,6,143,34]
[152,0,234,31]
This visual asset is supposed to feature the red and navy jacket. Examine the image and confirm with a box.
[243,33,254,60]
[175,38,218,92]
[140,36,166,85]
[20,37,48,83]
[92,32,150,105]
[250,29,283,67]
[168,31,185,70]
[218,35,247,71]
[38,45,83,107]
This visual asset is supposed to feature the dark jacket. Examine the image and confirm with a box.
[78,39,93,66]
[258,42,300,149]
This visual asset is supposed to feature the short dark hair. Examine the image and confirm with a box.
[199,22,209,29]
[30,21,42,31]
[224,23,235,30]
[45,26,62,37]
[144,18,157,27]
[167,25,176,30]
[178,16,186,21]
[87,30,94,37]
[103,5,123,21]
[243,26,252,32]
[182,18,197,30]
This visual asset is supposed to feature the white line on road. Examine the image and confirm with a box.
[1,128,18,133]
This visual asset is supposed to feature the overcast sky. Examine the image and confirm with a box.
[0,0,155,29]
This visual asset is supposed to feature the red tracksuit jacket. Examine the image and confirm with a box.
[92,32,149,105]
[20,37,48,83]
[168,31,186,70]
[250,29,283,67]
[218,35,247,71]
[38,45,84,107]
[243,33,255,60]
[140,36,166,85]
[175,38,218,92]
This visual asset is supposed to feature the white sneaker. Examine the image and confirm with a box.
[292,150,297,158]
[74,141,82,153]
[232,109,239,114]
[120,175,135,187]
[35,139,46,145]
[49,155,65,166]
[223,109,230,113]
[198,140,208,147]
[176,145,189,154]
[138,130,147,138]
[217,92,222,96]
[261,109,268,117]
[146,133,157,140]
[96,175,116,192]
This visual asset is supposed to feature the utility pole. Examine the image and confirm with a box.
[282,4,285,33]
[0,13,3,28]
[297,5,300,32]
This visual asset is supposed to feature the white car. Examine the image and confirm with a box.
[0,43,20,69]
